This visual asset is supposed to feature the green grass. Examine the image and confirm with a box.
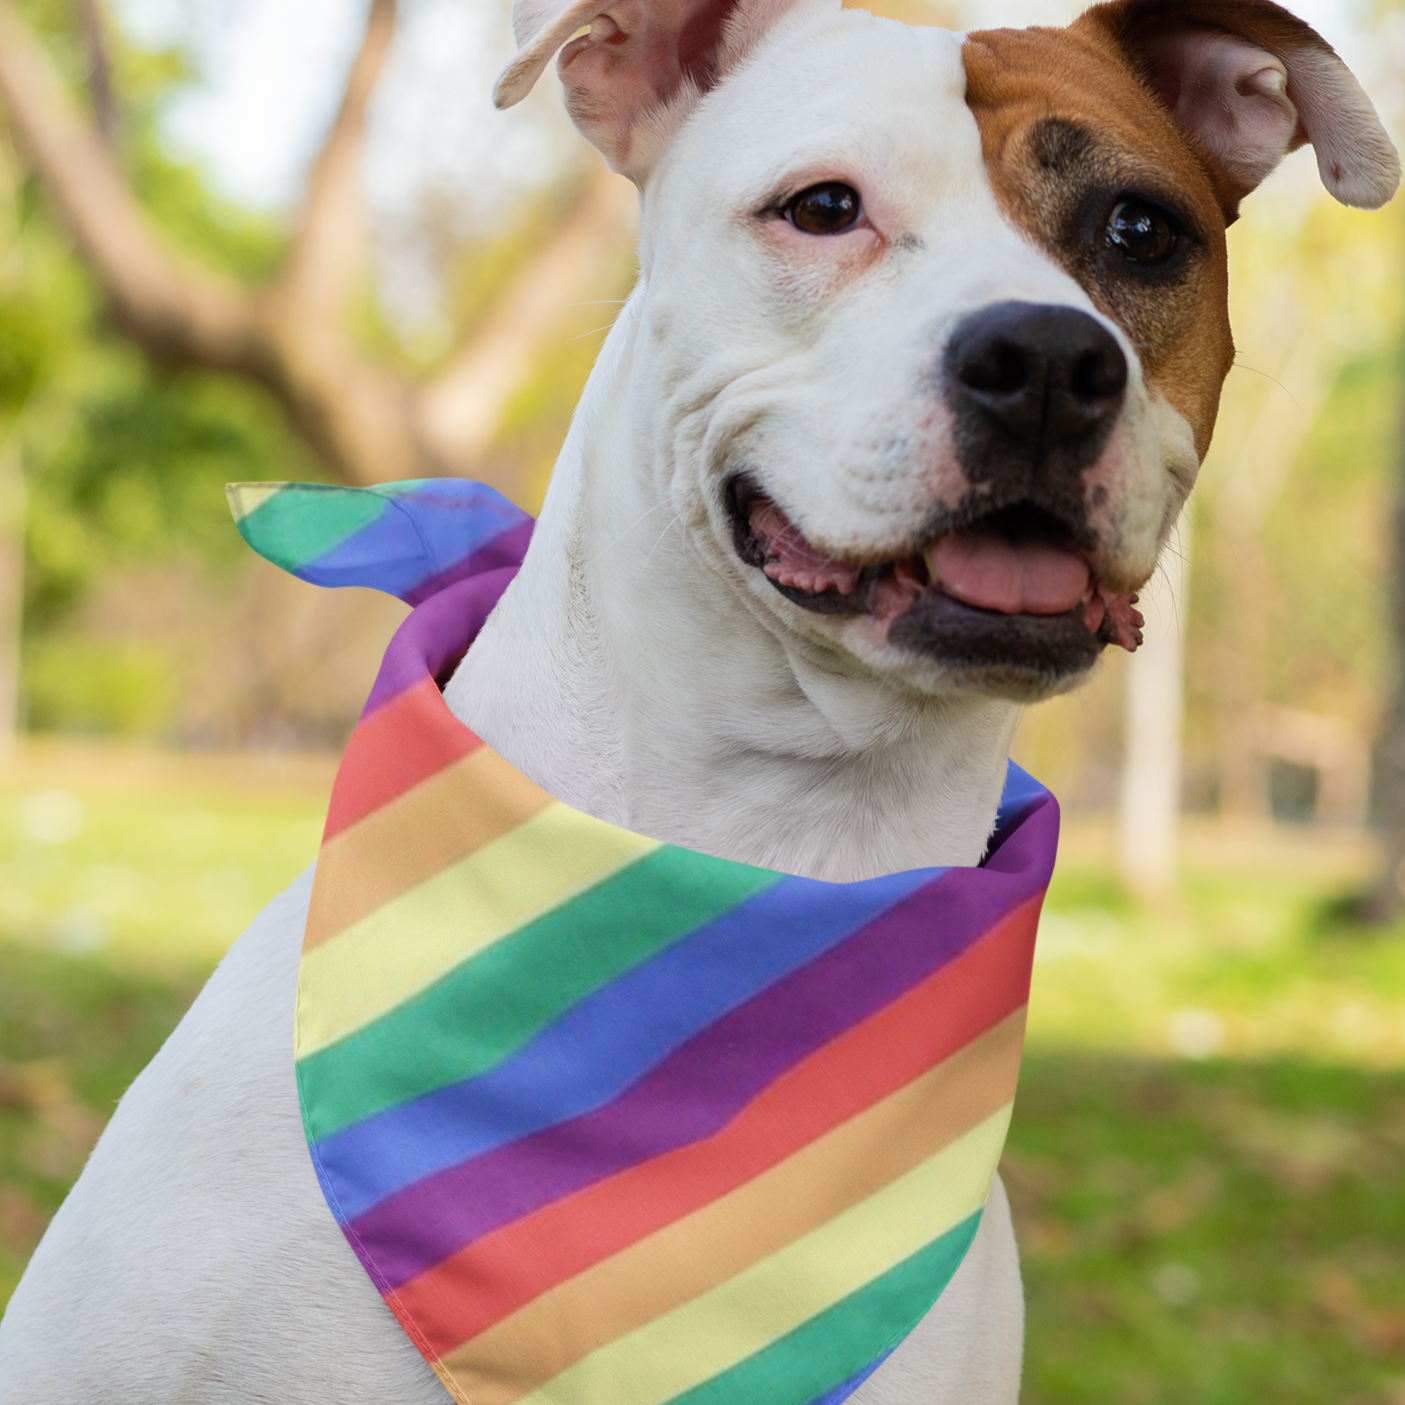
[1010,1056,1405,1404]
[0,940,208,1306]
[0,740,330,967]
[0,743,1402,1401]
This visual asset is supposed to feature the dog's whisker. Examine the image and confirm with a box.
[1230,360,1304,414]
[584,499,676,568]
[563,323,621,342]
[638,508,689,569]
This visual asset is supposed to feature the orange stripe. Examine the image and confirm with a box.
[306,749,555,950]
[390,897,1040,1357]
[323,678,480,840]
[428,1013,1023,1403]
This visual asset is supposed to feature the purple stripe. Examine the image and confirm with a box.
[361,566,521,717]
[401,520,534,607]
[340,798,1055,1288]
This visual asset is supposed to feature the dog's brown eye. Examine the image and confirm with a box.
[786,183,862,235]
[1105,199,1174,263]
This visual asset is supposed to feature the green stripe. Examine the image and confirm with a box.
[299,848,783,1140]
[237,484,390,571]
[661,1211,984,1405]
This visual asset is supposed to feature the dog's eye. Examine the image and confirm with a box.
[1105,199,1175,263]
[785,183,862,235]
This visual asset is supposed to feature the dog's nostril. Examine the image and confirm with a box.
[959,339,1028,396]
[1070,344,1127,400]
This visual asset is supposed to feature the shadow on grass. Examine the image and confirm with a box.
[1,937,1403,1405]
[1009,1052,1405,1405]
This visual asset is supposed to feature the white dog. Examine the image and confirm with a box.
[0,0,1395,1399]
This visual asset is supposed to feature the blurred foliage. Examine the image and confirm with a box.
[0,743,328,966]
[0,0,627,743]
[21,638,178,735]
[1,0,316,655]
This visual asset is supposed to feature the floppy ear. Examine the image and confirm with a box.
[1078,0,1400,211]
[493,0,805,181]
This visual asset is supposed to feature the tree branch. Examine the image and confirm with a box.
[0,0,633,500]
[278,0,397,320]
[74,0,117,147]
[0,0,261,374]
[416,167,638,470]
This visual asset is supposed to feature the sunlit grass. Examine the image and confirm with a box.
[0,737,331,969]
[1,741,1402,1400]
[1030,819,1405,1067]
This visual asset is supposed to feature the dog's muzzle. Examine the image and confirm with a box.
[725,300,1144,693]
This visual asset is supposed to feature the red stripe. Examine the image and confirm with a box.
[324,678,483,841]
[389,896,1040,1358]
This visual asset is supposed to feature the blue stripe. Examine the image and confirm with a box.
[992,759,1046,839]
[803,1353,893,1405]
[299,481,530,597]
[314,867,942,1219]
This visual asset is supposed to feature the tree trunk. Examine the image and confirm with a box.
[0,434,24,759]
[1364,417,1405,920]
[1118,513,1190,896]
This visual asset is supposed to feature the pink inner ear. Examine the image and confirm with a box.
[1141,28,1302,196]
[559,0,742,174]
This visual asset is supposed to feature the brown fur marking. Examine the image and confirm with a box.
[962,20,1234,457]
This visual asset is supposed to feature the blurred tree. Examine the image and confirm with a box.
[0,0,636,499]
[1365,384,1405,920]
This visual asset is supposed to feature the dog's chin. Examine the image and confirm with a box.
[725,477,1134,699]
[883,594,1103,701]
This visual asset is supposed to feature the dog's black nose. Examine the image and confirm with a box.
[943,301,1127,476]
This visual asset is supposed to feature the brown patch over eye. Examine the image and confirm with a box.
[962,24,1236,457]
[786,183,862,235]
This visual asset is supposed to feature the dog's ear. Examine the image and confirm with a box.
[493,0,804,180]
[1077,0,1399,212]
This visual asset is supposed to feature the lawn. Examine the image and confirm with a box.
[1,740,1402,1402]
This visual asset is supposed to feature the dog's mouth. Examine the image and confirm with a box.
[726,478,1143,681]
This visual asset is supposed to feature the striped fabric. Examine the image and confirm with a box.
[231,479,1059,1405]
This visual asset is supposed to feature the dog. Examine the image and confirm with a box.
[0,0,1395,1400]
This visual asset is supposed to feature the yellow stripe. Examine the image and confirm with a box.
[305,748,555,951]
[225,482,285,520]
[437,1015,1023,1403]
[297,805,659,1056]
[496,1105,1011,1405]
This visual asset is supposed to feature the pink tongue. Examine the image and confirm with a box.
[930,532,1090,616]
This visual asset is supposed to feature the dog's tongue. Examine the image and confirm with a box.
[928,532,1090,616]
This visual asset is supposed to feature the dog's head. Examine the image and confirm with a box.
[497,0,1397,702]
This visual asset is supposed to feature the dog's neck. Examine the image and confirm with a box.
[445,294,1020,882]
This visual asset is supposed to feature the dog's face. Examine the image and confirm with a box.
[497,0,1397,702]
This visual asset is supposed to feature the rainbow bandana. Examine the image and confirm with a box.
[229,478,1058,1405]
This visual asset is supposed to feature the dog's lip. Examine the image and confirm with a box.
[724,478,1144,653]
